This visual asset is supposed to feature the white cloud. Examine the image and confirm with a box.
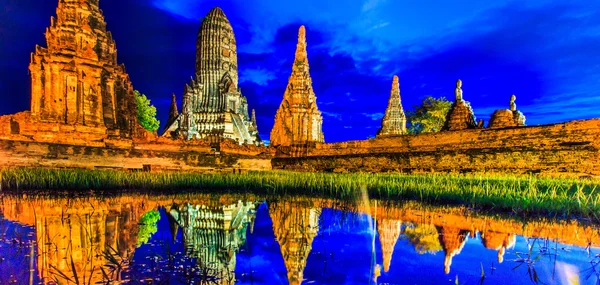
[362,112,384,121]
[239,68,276,86]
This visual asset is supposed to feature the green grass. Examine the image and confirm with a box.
[1,167,599,218]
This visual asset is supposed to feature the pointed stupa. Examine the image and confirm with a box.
[437,226,469,274]
[166,93,179,128]
[377,218,402,272]
[270,25,324,146]
[251,109,258,128]
[377,75,407,137]
[269,199,320,285]
[166,208,180,242]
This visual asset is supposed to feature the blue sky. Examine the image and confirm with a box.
[1,0,599,142]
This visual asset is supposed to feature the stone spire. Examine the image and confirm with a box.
[28,0,138,137]
[270,25,324,146]
[377,75,407,137]
[251,109,258,127]
[437,226,470,274]
[443,79,477,131]
[269,199,320,285]
[166,93,179,128]
[377,219,402,272]
[481,231,517,263]
[161,6,261,144]
[195,6,238,112]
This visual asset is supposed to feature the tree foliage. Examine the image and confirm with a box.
[406,96,452,134]
[135,90,160,133]
[403,223,442,254]
[137,210,160,247]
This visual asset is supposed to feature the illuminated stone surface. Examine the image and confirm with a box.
[162,7,261,145]
[269,198,320,285]
[28,0,137,138]
[377,75,407,137]
[270,26,324,147]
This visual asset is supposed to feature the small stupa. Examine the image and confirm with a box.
[377,75,407,137]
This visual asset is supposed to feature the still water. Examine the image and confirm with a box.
[0,193,599,285]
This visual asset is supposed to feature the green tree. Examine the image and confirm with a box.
[135,90,160,133]
[406,96,452,134]
[403,223,442,254]
[137,210,160,247]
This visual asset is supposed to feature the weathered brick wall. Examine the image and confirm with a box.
[272,119,600,177]
[0,139,273,172]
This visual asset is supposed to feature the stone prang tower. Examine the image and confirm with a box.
[377,75,407,137]
[162,7,261,145]
[270,25,324,146]
[29,0,138,138]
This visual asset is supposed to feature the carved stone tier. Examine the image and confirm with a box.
[28,0,137,138]
[162,7,261,145]
[377,75,407,137]
[270,26,324,147]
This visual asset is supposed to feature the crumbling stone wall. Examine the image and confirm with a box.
[0,139,273,172]
[272,119,600,177]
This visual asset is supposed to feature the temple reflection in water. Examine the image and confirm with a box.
[269,199,321,285]
[1,194,599,284]
[166,201,257,284]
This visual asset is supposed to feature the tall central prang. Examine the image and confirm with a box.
[270,26,324,147]
[162,7,261,145]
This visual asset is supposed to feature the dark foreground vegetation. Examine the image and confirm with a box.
[1,167,599,218]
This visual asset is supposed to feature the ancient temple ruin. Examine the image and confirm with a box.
[1,196,145,284]
[167,201,257,284]
[437,226,470,274]
[377,218,402,272]
[443,79,477,131]
[377,75,407,137]
[162,7,261,145]
[481,231,516,263]
[270,26,324,147]
[28,0,138,138]
[269,199,320,285]
[488,94,526,129]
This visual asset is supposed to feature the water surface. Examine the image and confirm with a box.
[0,193,598,284]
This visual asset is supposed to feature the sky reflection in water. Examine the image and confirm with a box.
[0,194,599,284]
